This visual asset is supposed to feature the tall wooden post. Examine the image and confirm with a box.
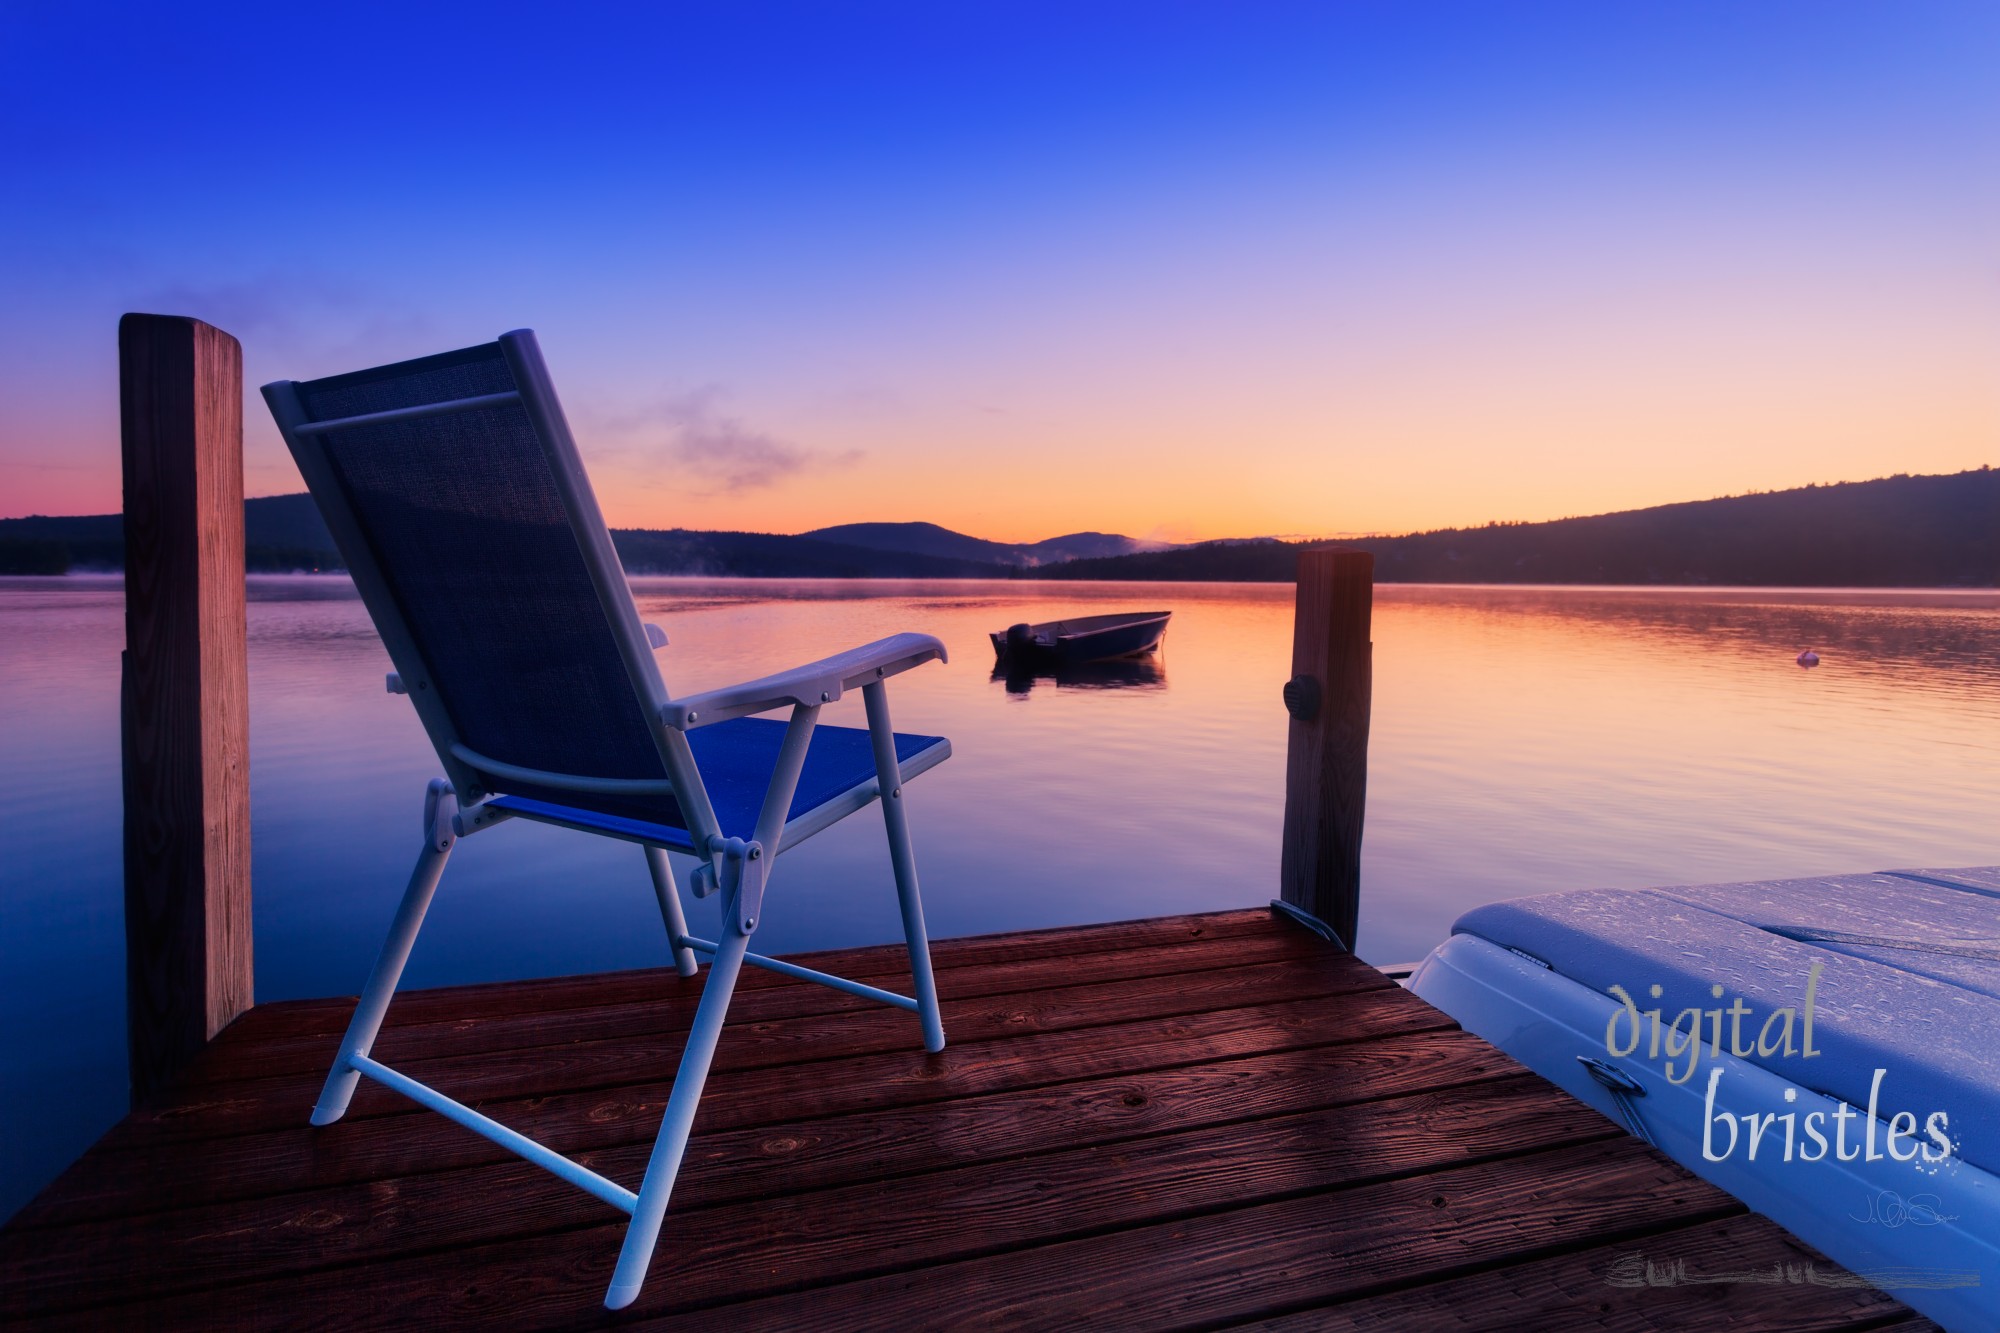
[120,313,253,1102]
[1278,550,1372,951]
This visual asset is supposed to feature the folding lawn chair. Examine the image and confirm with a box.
[262,330,951,1309]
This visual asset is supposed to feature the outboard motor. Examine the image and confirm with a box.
[1004,623,1037,656]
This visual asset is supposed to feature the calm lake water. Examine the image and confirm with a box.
[3,575,1998,1218]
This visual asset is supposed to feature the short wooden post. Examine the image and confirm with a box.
[1278,550,1372,951]
[120,313,253,1102]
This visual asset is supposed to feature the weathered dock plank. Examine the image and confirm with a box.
[97,950,1389,1150]
[15,986,1450,1231]
[217,907,1289,1044]
[0,909,1920,1330]
[182,924,1326,1084]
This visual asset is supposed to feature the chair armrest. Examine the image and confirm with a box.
[660,632,947,730]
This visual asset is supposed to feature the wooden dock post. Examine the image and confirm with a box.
[1279,550,1372,951]
[119,313,252,1102]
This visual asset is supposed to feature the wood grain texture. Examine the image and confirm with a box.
[176,927,1327,1087]
[212,907,1287,1045]
[1279,549,1372,949]
[0,1068,1574,1316]
[645,1141,1742,1332]
[0,1025,1501,1301]
[15,988,1456,1230]
[118,313,251,1104]
[0,911,1919,1331]
[98,952,1390,1148]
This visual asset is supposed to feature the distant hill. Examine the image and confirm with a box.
[1035,468,2000,587]
[6,467,1993,585]
[1035,539,1298,583]
[243,492,335,558]
[800,521,1023,566]
[0,498,1011,578]
[611,528,1005,578]
[801,520,1171,567]
[0,494,343,573]
[1027,531,1176,563]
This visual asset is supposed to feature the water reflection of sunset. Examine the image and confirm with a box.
[243,576,2000,972]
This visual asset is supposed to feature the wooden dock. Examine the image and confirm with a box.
[0,908,1929,1330]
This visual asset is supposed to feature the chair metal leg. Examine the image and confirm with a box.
[605,909,752,1310]
[862,682,946,1053]
[645,846,700,977]
[312,779,457,1127]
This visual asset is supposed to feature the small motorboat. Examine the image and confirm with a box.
[990,610,1171,666]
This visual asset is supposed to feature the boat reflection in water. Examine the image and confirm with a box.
[992,653,1168,697]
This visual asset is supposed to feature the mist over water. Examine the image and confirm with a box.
[2,575,1997,1218]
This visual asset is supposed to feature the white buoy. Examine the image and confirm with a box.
[1797,650,1820,668]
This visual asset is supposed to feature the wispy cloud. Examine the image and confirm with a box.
[138,274,439,370]
[588,388,861,496]
[142,276,349,341]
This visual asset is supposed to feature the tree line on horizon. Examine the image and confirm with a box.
[1038,468,1998,588]
[2,466,1993,588]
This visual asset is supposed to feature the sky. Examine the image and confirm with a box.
[2,1,1996,543]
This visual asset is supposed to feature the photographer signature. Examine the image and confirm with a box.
[1851,1189,1957,1228]
[1606,1252,1980,1292]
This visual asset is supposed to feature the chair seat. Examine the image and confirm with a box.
[487,716,949,852]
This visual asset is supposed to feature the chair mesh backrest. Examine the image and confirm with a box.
[292,342,672,803]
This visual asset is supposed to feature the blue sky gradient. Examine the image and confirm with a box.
[3,2,1995,539]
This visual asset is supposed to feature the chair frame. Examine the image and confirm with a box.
[261,330,950,1309]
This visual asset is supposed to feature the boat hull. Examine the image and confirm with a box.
[989,611,1170,665]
